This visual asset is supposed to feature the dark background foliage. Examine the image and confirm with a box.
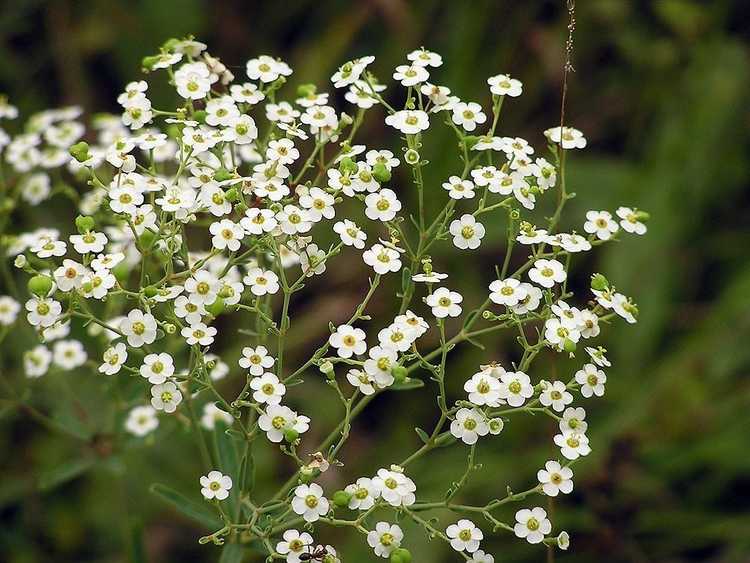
[1,1,749,562]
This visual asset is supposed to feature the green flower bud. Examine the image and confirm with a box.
[319,360,335,379]
[390,548,412,563]
[143,286,159,298]
[14,255,27,269]
[213,168,233,182]
[161,38,180,51]
[372,162,391,183]
[192,110,208,124]
[75,215,96,234]
[510,209,521,220]
[339,112,353,126]
[332,490,352,507]
[635,210,650,221]
[590,273,609,291]
[206,297,225,316]
[28,275,54,297]
[69,141,91,163]
[391,365,408,384]
[81,280,93,293]
[164,323,177,335]
[404,149,420,165]
[296,83,317,98]
[338,157,357,175]
[283,428,299,443]
[563,338,577,353]
[225,188,239,202]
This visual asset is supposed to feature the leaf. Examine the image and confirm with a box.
[391,378,425,391]
[414,427,430,444]
[149,483,221,529]
[219,543,244,563]
[38,457,96,492]
[401,266,412,294]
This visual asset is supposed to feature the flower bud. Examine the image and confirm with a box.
[339,112,353,126]
[284,428,299,443]
[14,255,27,269]
[390,548,412,563]
[404,149,420,165]
[28,275,53,297]
[225,188,239,202]
[213,167,233,182]
[372,162,391,183]
[510,209,521,220]
[143,285,159,298]
[338,157,357,175]
[296,83,317,98]
[590,273,609,291]
[75,215,96,234]
[391,365,408,384]
[635,210,650,222]
[488,417,505,435]
[69,141,91,163]
[332,490,352,507]
[164,323,177,335]
[319,360,335,379]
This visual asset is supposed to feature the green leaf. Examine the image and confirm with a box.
[401,266,412,294]
[414,427,430,444]
[219,543,244,563]
[391,378,425,391]
[149,483,221,529]
[38,457,96,492]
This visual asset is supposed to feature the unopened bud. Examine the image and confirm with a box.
[332,490,352,507]
[404,149,420,165]
[590,273,609,291]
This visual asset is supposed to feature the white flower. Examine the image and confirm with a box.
[244,268,280,296]
[140,353,175,384]
[333,219,367,249]
[151,381,183,413]
[69,231,108,254]
[31,236,66,258]
[185,270,220,305]
[250,372,286,405]
[498,370,533,407]
[200,470,233,500]
[331,56,374,88]
[174,295,206,325]
[329,324,367,358]
[450,408,489,445]
[554,431,591,460]
[616,206,647,234]
[514,507,552,544]
[539,380,573,412]
[372,468,416,507]
[408,48,442,67]
[452,102,486,132]
[544,317,581,348]
[365,189,402,222]
[510,283,542,315]
[239,345,275,375]
[79,268,116,300]
[175,62,212,99]
[612,292,638,323]
[446,519,483,553]
[363,345,397,387]
[377,323,415,352]
[230,82,265,105]
[450,214,485,250]
[345,477,379,509]
[442,175,475,199]
[291,483,329,522]
[267,101,301,124]
[24,345,52,378]
[537,460,574,496]
[346,369,377,395]
[201,403,234,430]
[528,259,566,288]
[99,343,127,375]
[25,297,61,328]
[544,126,587,149]
[489,278,528,307]
[584,210,619,240]
[560,407,588,434]
[246,55,291,83]
[52,339,87,370]
[258,404,310,443]
[585,346,611,368]
[210,219,244,252]
[425,287,463,318]
[181,322,217,346]
[125,405,158,436]
[384,110,429,134]
[557,531,571,550]
[121,309,157,347]
[277,205,312,235]
[0,296,20,325]
[393,64,429,86]
[367,522,403,558]
[464,370,502,406]
[487,74,523,97]
[468,549,495,563]
[240,208,277,234]
[299,187,335,221]
[363,243,402,275]
[276,529,314,563]
[575,363,607,397]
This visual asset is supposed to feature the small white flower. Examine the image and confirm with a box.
[557,531,571,550]
[442,175,475,199]
[181,322,217,346]
[125,405,159,436]
[345,477,379,510]
[575,363,607,397]
[240,208,277,235]
[464,371,502,406]
[291,483,329,522]
[365,189,402,222]
[239,345,275,375]
[138,353,175,385]
[250,372,286,405]
[537,460,574,496]
[372,468,416,507]
[452,101,486,132]
[24,345,52,378]
[560,407,588,434]
[514,507,552,544]
[584,210,619,240]
[25,297,62,328]
[329,324,367,358]
[408,48,442,67]
[554,431,591,460]
[450,408,489,445]
[468,549,495,563]
[276,529,314,563]
[258,404,310,443]
[528,259,566,288]
[53,339,87,370]
[99,343,127,375]
[393,64,429,86]
[246,55,292,83]
[585,346,611,368]
[121,309,157,347]
[333,219,367,249]
[70,231,108,254]
[489,278,528,307]
[384,110,429,134]
[544,126,587,149]
[367,522,403,558]
[498,370,533,407]
[539,380,573,412]
[363,345,397,387]
[425,287,463,318]
[363,243,402,275]
[0,295,20,325]
[243,268,280,296]
[449,214,485,250]
[616,206,647,234]
[201,403,234,430]
[346,369,377,395]
[277,205,312,235]
[446,519,483,553]
[544,317,581,349]
[510,283,543,315]
[151,381,183,413]
[487,73,523,97]
[200,470,233,500]
[210,219,244,252]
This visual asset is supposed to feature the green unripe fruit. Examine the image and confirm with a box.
[332,490,352,507]
[143,286,159,298]
[213,168,233,182]
[283,428,299,443]
[390,548,412,563]
[141,55,160,71]
[206,297,225,316]
[75,215,95,234]
[636,210,650,221]
[161,38,181,51]
[225,188,239,202]
[296,83,317,98]
[69,142,91,163]
[391,365,408,384]
[192,110,208,124]
[28,275,53,297]
[338,157,357,175]
[590,273,609,291]
[563,338,577,353]
[404,149,420,165]
[372,162,391,183]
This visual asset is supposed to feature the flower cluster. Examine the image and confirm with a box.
[0,37,648,561]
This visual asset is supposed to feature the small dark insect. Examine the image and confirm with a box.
[299,545,328,561]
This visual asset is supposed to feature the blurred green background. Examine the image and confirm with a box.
[1,1,749,562]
